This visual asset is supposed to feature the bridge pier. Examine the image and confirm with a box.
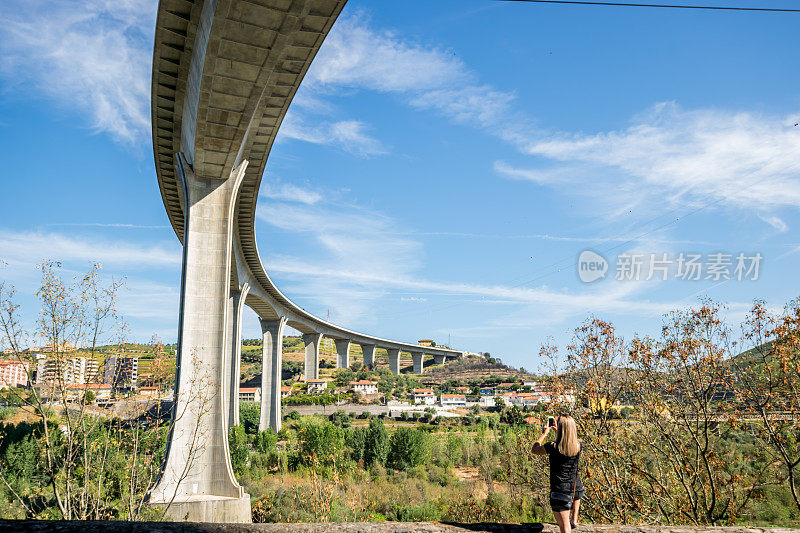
[411,352,423,374]
[361,344,375,369]
[260,316,286,433]
[303,332,323,381]
[335,339,351,369]
[227,284,249,429]
[387,348,401,375]
[434,354,446,365]
[148,155,250,522]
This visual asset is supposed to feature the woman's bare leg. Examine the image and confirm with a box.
[554,509,572,533]
[570,499,581,526]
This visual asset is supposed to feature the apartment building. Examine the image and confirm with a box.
[103,356,139,390]
[0,360,29,389]
[39,356,99,385]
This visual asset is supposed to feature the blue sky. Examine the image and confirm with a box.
[1,0,799,369]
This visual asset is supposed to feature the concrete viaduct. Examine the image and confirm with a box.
[147,0,462,522]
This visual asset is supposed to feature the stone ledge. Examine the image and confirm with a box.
[0,522,797,533]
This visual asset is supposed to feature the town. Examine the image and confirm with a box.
[0,338,576,420]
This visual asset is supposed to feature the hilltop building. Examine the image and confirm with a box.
[0,361,29,389]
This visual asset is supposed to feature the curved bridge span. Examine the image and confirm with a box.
[149,0,463,522]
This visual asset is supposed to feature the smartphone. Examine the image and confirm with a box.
[548,417,555,428]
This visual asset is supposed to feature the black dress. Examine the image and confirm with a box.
[544,442,584,511]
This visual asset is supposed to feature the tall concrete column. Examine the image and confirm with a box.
[303,332,323,381]
[227,283,250,429]
[434,354,446,365]
[387,348,401,375]
[259,316,286,433]
[361,343,375,369]
[411,352,424,374]
[149,154,250,521]
[334,339,351,369]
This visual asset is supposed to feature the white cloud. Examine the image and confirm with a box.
[279,115,386,157]
[494,160,576,186]
[307,14,467,93]
[256,202,422,323]
[0,0,155,145]
[264,253,680,323]
[0,229,179,272]
[759,215,788,233]
[521,103,800,214]
[260,182,322,205]
[286,12,523,154]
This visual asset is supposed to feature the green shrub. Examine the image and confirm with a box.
[364,418,389,466]
[228,425,249,476]
[388,427,429,471]
[298,418,344,466]
[239,402,260,434]
[253,430,277,454]
[346,426,367,462]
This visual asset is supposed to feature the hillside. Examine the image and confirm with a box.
[418,353,535,385]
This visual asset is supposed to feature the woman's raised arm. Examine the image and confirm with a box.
[531,424,554,455]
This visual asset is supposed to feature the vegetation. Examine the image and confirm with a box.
[2,263,799,526]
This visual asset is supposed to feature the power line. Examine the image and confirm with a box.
[500,0,800,13]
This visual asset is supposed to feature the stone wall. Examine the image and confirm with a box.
[1,522,797,533]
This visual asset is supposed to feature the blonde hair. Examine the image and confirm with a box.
[556,415,580,457]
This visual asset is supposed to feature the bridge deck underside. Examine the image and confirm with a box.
[152,0,461,357]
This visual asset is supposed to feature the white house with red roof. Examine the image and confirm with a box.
[351,380,378,395]
[412,388,436,405]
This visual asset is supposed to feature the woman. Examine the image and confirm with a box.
[532,414,584,533]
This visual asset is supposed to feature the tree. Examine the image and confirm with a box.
[239,402,260,434]
[298,418,344,467]
[228,425,248,477]
[738,299,800,513]
[332,368,355,388]
[0,262,209,521]
[363,418,389,467]
[346,427,367,463]
[388,427,429,471]
[253,430,277,455]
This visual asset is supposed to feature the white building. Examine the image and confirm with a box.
[523,380,537,388]
[239,387,261,403]
[307,379,328,394]
[0,361,29,389]
[479,396,496,408]
[412,388,436,405]
[351,380,378,395]
[40,356,99,385]
[66,383,112,401]
[503,392,540,406]
[440,394,466,407]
